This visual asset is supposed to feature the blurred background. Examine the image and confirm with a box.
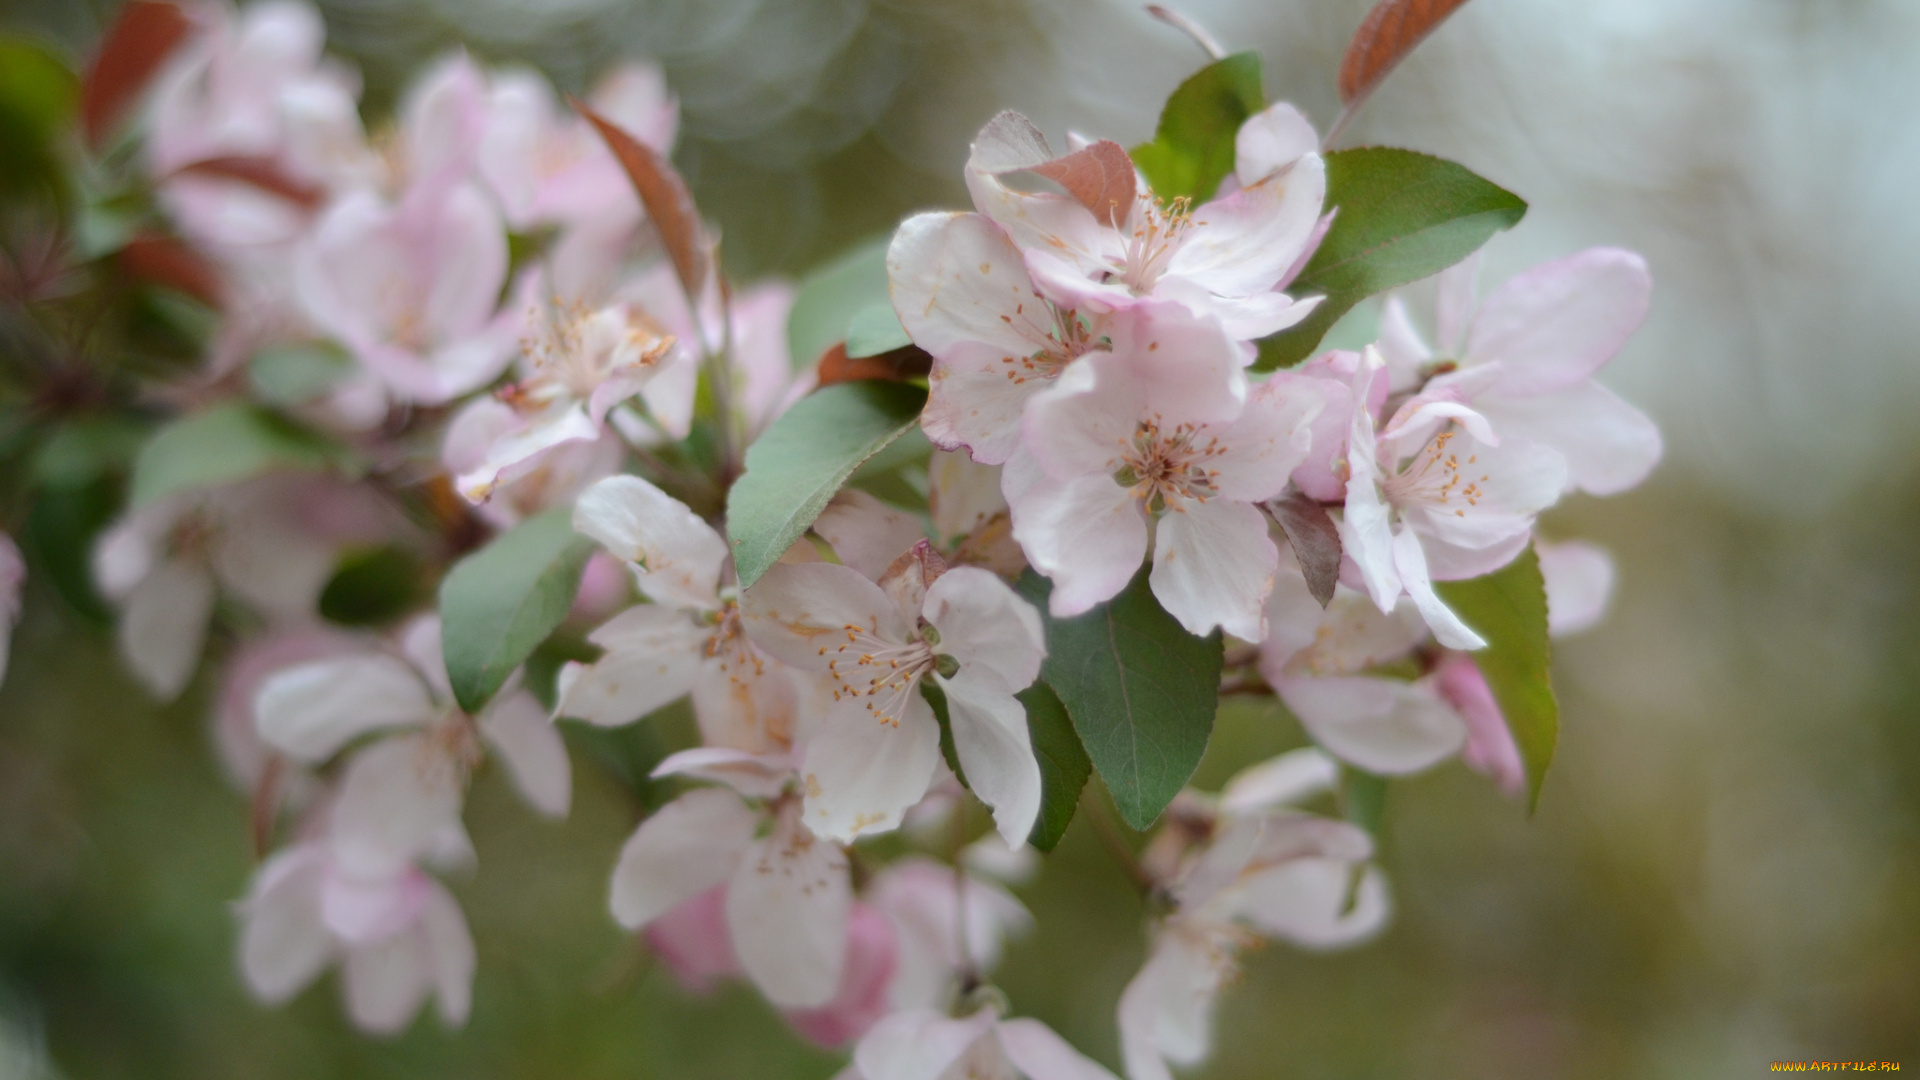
[2,0,1918,1076]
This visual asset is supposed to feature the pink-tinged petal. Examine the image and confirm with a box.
[1009,471,1147,619]
[887,212,1059,358]
[442,397,518,475]
[1206,376,1323,503]
[319,865,429,945]
[868,859,1030,1010]
[729,282,803,433]
[119,557,216,700]
[1391,526,1486,650]
[1418,529,1530,582]
[921,343,1055,465]
[330,734,466,878]
[419,180,511,335]
[238,846,333,1003]
[996,1018,1124,1080]
[651,745,793,800]
[573,475,728,610]
[1394,435,1566,554]
[294,190,397,350]
[1020,353,1143,481]
[91,499,182,602]
[1151,499,1278,641]
[590,61,678,152]
[475,70,553,227]
[938,675,1042,847]
[1218,748,1339,814]
[477,689,571,817]
[691,654,800,758]
[1433,250,1482,357]
[1102,301,1252,426]
[924,566,1045,692]
[419,880,476,1027]
[1261,567,1426,679]
[1435,652,1524,798]
[254,654,439,763]
[398,52,486,193]
[455,404,599,504]
[1160,281,1320,341]
[963,132,1118,280]
[1465,248,1651,395]
[813,490,926,582]
[1170,154,1326,299]
[1277,673,1466,774]
[638,348,700,440]
[205,508,338,620]
[1477,381,1661,496]
[799,696,942,843]
[929,450,1008,542]
[1338,357,1401,616]
[397,616,456,705]
[854,1008,997,1080]
[341,926,431,1035]
[1536,539,1615,637]
[1118,927,1230,1080]
[608,787,757,929]
[726,807,853,1008]
[783,903,899,1048]
[646,885,741,995]
[1236,858,1391,949]
[741,561,908,673]
[1375,295,1433,388]
[215,627,359,795]
[1234,103,1319,187]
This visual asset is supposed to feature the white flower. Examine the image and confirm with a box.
[851,1007,1120,1080]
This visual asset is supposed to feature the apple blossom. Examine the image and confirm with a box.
[236,840,475,1035]
[741,551,1047,846]
[850,1007,1121,1080]
[1009,303,1321,637]
[1377,249,1662,496]
[868,856,1032,1011]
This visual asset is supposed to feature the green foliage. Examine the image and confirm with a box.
[1257,147,1527,370]
[1015,570,1223,831]
[318,545,426,626]
[1129,52,1265,204]
[786,234,891,369]
[843,303,912,359]
[129,403,345,507]
[438,509,594,714]
[23,477,118,623]
[726,380,926,589]
[0,38,77,202]
[1021,680,1090,851]
[30,417,145,490]
[922,680,968,788]
[1340,766,1389,836]
[1435,545,1557,811]
[246,343,356,407]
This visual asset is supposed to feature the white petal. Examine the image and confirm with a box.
[608,786,758,929]
[554,604,706,726]
[921,344,1054,466]
[1219,748,1339,814]
[118,557,215,700]
[419,880,476,1026]
[1118,928,1229,1080]
[1169,154,1326,299]
[207,503,338,618]
[1151,499,1277,641]
[1391,527,1485,650]
[573,475,727,610]
[997,1018,1123,1080]
[1476,381,1661,497]
[726,810,852,1008]
[923,566,1044,693]
[799,696,942,843]
[478,689,571,817]
[1278,674,1467,774]
[1466,248,1651,396]
[238,847,333,1003]
[939,675,1041,847]
[1237,859,1391,950]
[650,746,793,799]
[1394,436,1566,553]
[330,734,466,878]
[740,561,907,673]
[1536,539,1616,637]
[1008,471,1147,619]
[342,926,430,1035]
[1338,352,1402,616]
[928,449,1008,543]
[254,655,440,763]
[691,653,800,757]
[1234,103,1319,186]
[888,211,1058,358]
[813,490,927,582]
[1203,375,1322,504]
[854,1007,997,1080]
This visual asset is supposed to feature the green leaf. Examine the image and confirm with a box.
[1129,52,1265,204]
[0,38,77,201]
[922,681,968,789]
[319,545,427,626]
[130,403,346,506]
[844,303,912,359]
[247,342,355,406]
[726,380,926,590]
[1434,545,1557,811]
[1021,681,1090,851]
[23,476,118,624]
[1256,147,1527,370]
[1340,766,1388,836]
[787,234,891,369]
[1015,570,1223,830]
[31,417,146,489]
[438,508,594,714]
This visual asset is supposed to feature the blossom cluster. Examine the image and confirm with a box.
[0,0,1662,1074]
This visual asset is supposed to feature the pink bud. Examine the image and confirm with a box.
[782,902,898,1048]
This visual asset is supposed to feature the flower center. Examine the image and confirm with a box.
[818,622,937,728]
[1118,191,1196,294]
[1114,420,1224,514]
[998,303,1095,386]
[517,300,674,405]
[1381,430,1487,517]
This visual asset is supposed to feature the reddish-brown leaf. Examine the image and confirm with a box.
[814,342,932,388]
[1337,0,1473,107]
[176,156,325,210]
[1032,141,1136,228]
[572,98,710,302]
[82,0,193,149]
[1265,490,1343,608]
[117,230,223,307]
